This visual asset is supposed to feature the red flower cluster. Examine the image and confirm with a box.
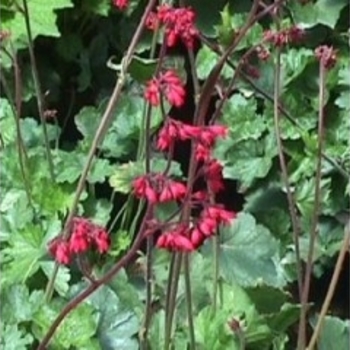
[190,205,235,248]
[256,45,270,61]
[48,217,110,265]
[263,26,304,47]
[133,173,187,204]
[146,4,198,48]
[157,118,227,161]
[156,205,235,251]
[132,109,234,252]
[144,70,186,107]
[112,0,128,10]
[314,45,337,70]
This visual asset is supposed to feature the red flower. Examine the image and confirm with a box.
[92,229,110,253]
[133,176,158,203]
[198,125,228,147]
[113,0,128,10]
[263,26,304,47]
[160,70,186,107]
[156,225,194,252]
[195,142,211,161]
[315,45,337,70]
[204,160,224,193]
[147,5,198,48]
[144,70,185,107]
[190,227,205,248]
[157,118,200,151]
[48,217,110,265]
[144,79,161,106]
[159,180,187,202]
[133,174,187,203]
[205,205,236,225]
[49,238,71,265]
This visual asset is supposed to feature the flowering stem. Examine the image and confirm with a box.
[21,0,55,182]
[298,60,327,350]
[271,12,303,305]
[44,0,158,302]
[164,252,183,350]
[0,59,33,205]
[183,253,196,349]
[307,223,350,350]
[37,205,153,350]
[212,235,220,314]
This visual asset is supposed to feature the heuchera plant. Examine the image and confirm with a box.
[0,0,349,349]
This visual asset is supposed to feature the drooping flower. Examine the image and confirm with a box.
[263,26,304,47]
[314,45,337,70]
[48,217,110,265]
[144,70,186,107]
[113,0,128,10]
[157,118,200,151]
[204,159,224,193]
[49,238,71,265]
[133,173,187,204]
[146,5,198,48]
[156,225,194,251]
[92,229,110,253]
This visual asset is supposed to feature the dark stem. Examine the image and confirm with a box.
[44,0,158,300]
[37,205,153,350]
[298,62,327,350]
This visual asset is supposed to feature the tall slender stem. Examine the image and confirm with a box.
[307,223,350,350]
[298,62,327,350]
[21,0,55,181]
[183,253,196,349]
[44,0,158,301]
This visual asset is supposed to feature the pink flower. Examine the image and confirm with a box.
[147,5,198,48]
[92,229,110,253]
[315,45,337,70]
[156,225,194,252]
[49,238,71,265]
[133,176,158,203]
[204,160,224,193]
[157,119,200,151]
[133,174,187,203]
[144,70,185,107]
[113,0,128,10]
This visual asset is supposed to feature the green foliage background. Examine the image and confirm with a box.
[0,0,349,349]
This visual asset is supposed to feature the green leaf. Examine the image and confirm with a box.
[195,45,234,80]
[1,224,45,287]
[295,178,331,218]
[83,198,113,227]
[3,0,73,45]
[82,0,111,16]
[75,95,165,158]
[40,262,71,297]
[281,48,314,87]
[222,94,266,142]
[86,285,139,350]
[187,0,227,37]
[0,323,33,350]
[195,305,235,350]
[310,315,350,350]
[223,156,273,189]
[1,285,44,323]
[206,213,286,287]
[33,299,97,349]
[109,158,183,194]
[0,189,34,239]
[0,98,16,145]
[289,0,348,29]
[265,303,300,334]
[314,0,348,29]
